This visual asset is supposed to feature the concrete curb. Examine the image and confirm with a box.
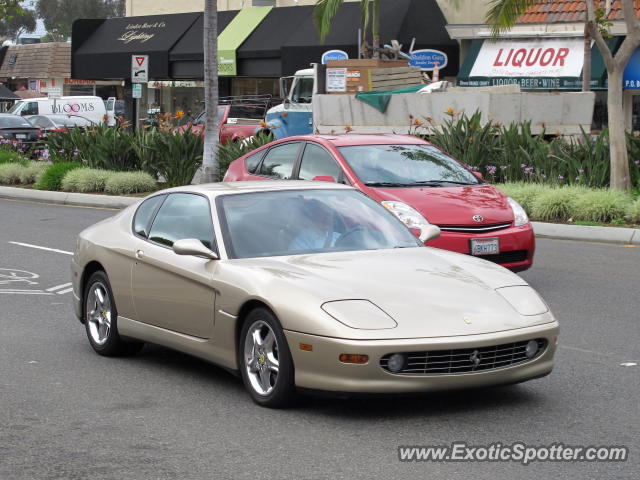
[0,186,139,209]
[1,186,638,245]
[532,221,640,245]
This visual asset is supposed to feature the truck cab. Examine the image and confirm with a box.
[264,68,314,139]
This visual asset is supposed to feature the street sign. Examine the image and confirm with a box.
[322,49,349,65]
[132,83,142,99]
[409,49,448,71]
[47,86,62,99]
[131,55,149,83]
[326,68,347,92]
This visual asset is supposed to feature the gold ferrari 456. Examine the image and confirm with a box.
[71,181,558,408]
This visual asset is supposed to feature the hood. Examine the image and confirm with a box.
[367,184,513,226]
[227,248,551,340]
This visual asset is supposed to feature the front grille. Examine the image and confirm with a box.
[437,222,512,233]
[476,250,528,264]
[380,338,547,375]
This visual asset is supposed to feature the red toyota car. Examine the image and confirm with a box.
[223,134,534,271]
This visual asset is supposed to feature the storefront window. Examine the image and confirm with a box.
[231,78,279,97]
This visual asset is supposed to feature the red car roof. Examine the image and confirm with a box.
[285,134,428,147]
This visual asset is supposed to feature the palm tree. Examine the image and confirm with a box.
[314,0,380,58]
[459,0,637,191]
[200,0,219,183]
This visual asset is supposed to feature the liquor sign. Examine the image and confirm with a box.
[469,38,584,79]
[321,50,349,65]
[409,49,448,71]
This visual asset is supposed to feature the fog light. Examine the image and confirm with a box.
[387,353,406,373]
[525,340,539,359]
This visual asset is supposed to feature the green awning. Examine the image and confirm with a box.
[457,38,618,90]
[218,6,272,76]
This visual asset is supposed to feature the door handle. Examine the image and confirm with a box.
[135,250,144,259]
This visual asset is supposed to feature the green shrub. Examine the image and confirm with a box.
[217,132,274,179]
[104,171,157,194]
[531,188,579,222]
[624,198,640,223]
[0,147,27,165]
[18,162,46,184]
[497,182,552,215]
[35,162,83,191]
[61,168,111,193]
[573,190,632,223]
[0,163,25,184]
[151,130,203,187]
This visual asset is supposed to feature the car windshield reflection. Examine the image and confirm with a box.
[338,144,481,186]
[218,189,422,259]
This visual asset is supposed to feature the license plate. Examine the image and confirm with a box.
[471,238,499,256]
[15,134,26,139]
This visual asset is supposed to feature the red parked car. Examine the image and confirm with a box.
[224,134,534,272]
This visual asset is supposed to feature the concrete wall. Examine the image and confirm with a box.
[127,0,490,22]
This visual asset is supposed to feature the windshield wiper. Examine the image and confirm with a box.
[364,182,411,187]
[409,180,477,186]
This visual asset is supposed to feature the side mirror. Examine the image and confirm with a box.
[173,238,219,260]
[312,175,337,183]
[283,98,290,110]
[419,224,441,243]
[473,171,484,181]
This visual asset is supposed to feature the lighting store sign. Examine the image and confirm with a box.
[470,38,584,79]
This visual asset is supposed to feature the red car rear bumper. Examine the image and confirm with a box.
[426,224,535,272]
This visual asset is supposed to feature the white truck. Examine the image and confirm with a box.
[264,67,595,138]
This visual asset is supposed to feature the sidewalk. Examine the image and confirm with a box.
[1,185,639,245]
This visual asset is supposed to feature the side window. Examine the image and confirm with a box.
[22,102,38,116]
[245,151,263,173]
[298,143,341,181]
[148,193,215,250]
[258,143,300,179]
[133,195,165,238]
[290,77,313,104]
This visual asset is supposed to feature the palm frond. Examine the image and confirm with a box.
[313,0,345,44]
[485,0,537,37]
[360,0,370,37]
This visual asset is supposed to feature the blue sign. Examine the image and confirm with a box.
[409,49,448,71]
[624,47,640,89]
[321,49,349,65]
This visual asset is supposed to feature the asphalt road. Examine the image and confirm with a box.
[0,198,638,480]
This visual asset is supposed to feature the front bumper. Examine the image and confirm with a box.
[285,321,558,393]
[427,224,535,272]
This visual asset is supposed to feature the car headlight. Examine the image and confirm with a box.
[507,197,529,227]
[381,201,431,229]
[321,300,397,330]
[496,286,549,316]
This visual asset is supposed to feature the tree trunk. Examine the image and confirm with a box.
[582,21,591,92]
[607,68,631,191]
[200,0,219,184]
[371,0,379,59]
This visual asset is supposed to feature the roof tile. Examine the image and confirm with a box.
[518,0,640,24]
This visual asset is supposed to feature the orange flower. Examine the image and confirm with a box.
[260,120,267,128]
[344,125,353,133]
[173,110,185,119]
[414,119,423,126]
[445,107,455,116]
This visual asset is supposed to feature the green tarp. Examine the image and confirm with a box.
[355,84,425,113]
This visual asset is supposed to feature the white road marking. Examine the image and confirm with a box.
[56,287,73,295]
[8,241,73,256]
[46,283,72,292]
[0,289,53,295]
[620,362,638,367]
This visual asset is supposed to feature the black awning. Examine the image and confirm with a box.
[169,11,239,62]
[0,84,20,100]
[72,13,200,80]
[280,0,458,77]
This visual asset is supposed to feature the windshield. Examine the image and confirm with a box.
[218,189,422,259]
[0,115,34,128]
[338,144,481,186]
[290,77,313,103]
[7,102,23,114]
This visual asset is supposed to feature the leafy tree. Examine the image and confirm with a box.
[453,0,636,191]
[35,0,124,41]
[314,0,381,58]
[199,0,219,183]
[0,5,36,42]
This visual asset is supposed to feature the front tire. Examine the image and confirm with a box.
[84,271,143,357]
[239,307,297,408]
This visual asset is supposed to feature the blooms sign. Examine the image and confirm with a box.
[470,38,583,79]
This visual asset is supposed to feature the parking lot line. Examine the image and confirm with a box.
[8,241,73,256]
[47,283,72,292]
